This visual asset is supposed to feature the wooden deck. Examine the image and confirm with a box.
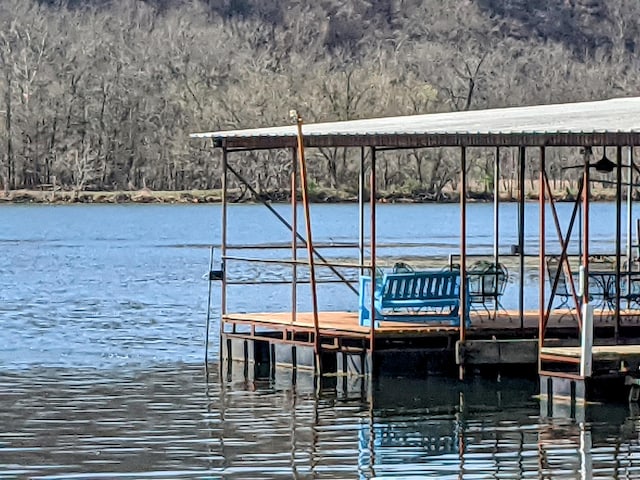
[224,311,457,336]
[223,308,640,338]
[221,308,640,382]
[541,345,640,361]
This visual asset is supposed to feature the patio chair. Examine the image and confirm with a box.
[467,260,509,319]
[392,261,414,273]
[545,255,573,310]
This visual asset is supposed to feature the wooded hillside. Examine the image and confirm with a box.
[1,0,638,199]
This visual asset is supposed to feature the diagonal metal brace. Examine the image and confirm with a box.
[226,163,359,295]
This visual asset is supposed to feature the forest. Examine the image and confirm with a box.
[1,0,639,200]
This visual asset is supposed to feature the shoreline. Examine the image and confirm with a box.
[0,187,623,205]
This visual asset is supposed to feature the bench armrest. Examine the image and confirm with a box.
[359,275,383,325]
[359,276,372,324]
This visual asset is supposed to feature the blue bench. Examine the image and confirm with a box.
[359,270,469,326]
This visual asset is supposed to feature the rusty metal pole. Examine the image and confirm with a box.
[221,147,229,331]
[359,147,366,275]
[291,148,298,324]
[583,157,590,303]
[615,146,622,341]
[627,147,634,270]
[538,147,546,368]
[293,112,321,372]
[518,146,526,330]
[459,146,467,381]
[494,147,500,319]
[369,147,377,375]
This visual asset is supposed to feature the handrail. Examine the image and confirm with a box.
[222,255,366,269]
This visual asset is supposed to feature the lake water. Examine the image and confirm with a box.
[2,203,640,479]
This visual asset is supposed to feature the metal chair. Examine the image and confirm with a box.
[392,261,414,273]
[467,260,509,319]
[545,255,573,310]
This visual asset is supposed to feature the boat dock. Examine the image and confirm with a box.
[222,309,640,379]
[193,97,640,404]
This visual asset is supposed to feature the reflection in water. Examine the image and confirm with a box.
[3,366,640,479]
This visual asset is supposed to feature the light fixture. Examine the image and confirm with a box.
[593,154,616,173]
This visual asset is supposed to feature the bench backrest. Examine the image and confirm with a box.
[380,271,460,302]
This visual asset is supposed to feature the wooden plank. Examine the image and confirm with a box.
[222,308,640,338]
[541,345,640,360]
[539,352,581,364]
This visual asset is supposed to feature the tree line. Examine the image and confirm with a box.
[1,0,639,199]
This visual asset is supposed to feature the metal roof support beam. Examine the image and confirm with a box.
[582,155,591,311]
[538,147,546,360]
[359,147,366,276]
[493,146,500,322]
[626,147,634,270]
[615,146,623,341]
[222,147,229,327]
[291,147,298,325]
[459,146,468,381]
[518,146,526,329]
[211,132,640,151]
[294,114,320,372]
[369,146,377,368]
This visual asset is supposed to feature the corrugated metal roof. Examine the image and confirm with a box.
[191,97,640,149]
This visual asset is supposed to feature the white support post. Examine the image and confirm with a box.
[580,302,593,378]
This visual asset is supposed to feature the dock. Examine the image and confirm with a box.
[222,309,640,379]
[192,96,640,404]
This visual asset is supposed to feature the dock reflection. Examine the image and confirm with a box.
[539,398,640,480]
[4,365,640,479]
[220,364,640,479]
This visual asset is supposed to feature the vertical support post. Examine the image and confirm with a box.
[369,147,377,371]
[579,424,593,479]
[615,146,622,340]
[459,146,468,380]
[294,113,320,371]
[580,303,594,377]
[494,147,500,319]
[5,75,12,191]
[205,245,214,368]
[582,157,590,303]
[538,147,546,364]
[291,148,298,324]
[518,146,526,329]
[627,147,634,270]
[359,147,366,275]
[221,147,229,326]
